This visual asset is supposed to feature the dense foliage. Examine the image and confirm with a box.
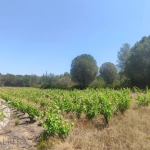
[0,72,74,89]
[100,62,117,83]
[70,54,98,88]
[117,43,131,71]
[125,36,150,88]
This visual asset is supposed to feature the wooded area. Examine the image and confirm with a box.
[1,35,150,89]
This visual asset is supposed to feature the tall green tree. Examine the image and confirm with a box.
[124,36,150,88]
[100,62,117,83]
[70,54,98,88]
[117,43,131,71]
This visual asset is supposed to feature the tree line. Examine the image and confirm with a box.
[0,72,74,89]
[1,35,150,89]
[71,35,150,89]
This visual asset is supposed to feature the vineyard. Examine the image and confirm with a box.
[0,87,150,149]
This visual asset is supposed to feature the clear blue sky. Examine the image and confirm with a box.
[0,0,150,76]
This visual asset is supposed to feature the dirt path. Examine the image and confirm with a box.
[0,99,44,150]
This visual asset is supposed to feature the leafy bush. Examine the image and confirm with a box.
[40,82,50,89]
[98,95,114,125]
[136,94,150,106]
[115,89,131,113]
[43,109,74,138]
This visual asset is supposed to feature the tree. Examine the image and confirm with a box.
[64,72,71,77]
[55,76,74,89]
[100,62,117,83]
[70,54,98,88]
[124,36,150,88]
[40,73,57,89]
[117,43,131,71]
[89,75,105,89]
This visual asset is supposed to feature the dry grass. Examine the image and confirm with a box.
[50,94,150,150]
[51,142,74,150]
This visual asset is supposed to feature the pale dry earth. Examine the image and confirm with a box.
[0,99,44,150]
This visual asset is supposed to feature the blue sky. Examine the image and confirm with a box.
[0,0,150,76]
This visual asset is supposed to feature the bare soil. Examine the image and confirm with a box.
[0,105,44,150]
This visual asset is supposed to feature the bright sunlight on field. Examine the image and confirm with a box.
[0,87,150,149]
